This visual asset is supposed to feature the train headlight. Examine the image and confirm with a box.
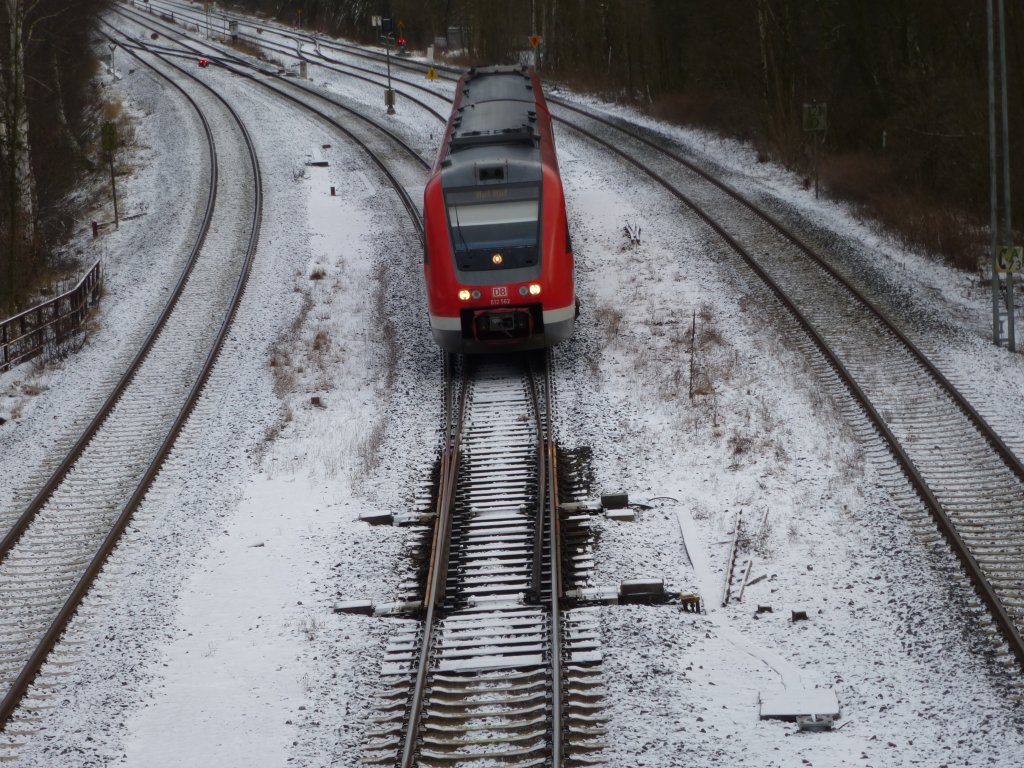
[528,283,542,296]
[492,253,503,265]
[458,289,471,301]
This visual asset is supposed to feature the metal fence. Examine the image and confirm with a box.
[1,260,103,373]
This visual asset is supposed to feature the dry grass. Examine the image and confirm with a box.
[312,328,330,354]
[646,85,989,274]
[648,87,761,144]
[728,431,754,456]
[309,268,326,280]
[820,152,984,271]
[594,305,624,343]
[229,37,266,60]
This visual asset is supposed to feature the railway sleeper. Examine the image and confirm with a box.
[430,669,549,685]
[430,667,548,684]
[453,584,533,599]
[566,724,609,737]
[458,485,537,500]
[440,610,545,627]
[438,634,546,652]
[562,753,607,766]
[438,643,546,660]
[426,702,548,720]
[454,516,537,531]
[423,716,549,734]
[418,735,548,752]
[454,568,534,583]
[436,653,545,672]
[456,528,536,542]
[427,689,548,705]
[439,631,545,648]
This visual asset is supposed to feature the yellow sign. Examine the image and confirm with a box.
[425,66,438,81]
[529,34,541,48]
[397,20,405,29]
[996,245,1023,273]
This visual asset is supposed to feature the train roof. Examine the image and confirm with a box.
[438,65,547,188]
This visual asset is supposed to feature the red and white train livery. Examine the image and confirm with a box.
[423,65,576,353]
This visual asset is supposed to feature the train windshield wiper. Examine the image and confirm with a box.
[452,207,472,262]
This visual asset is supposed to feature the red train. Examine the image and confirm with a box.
[423,65,576,353]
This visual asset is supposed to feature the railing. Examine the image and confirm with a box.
[0,260,102,372]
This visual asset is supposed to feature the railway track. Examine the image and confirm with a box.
[546,106,1024,670]
[174,8,1024,670]
[107,6,432,193]
[0,42,263,740]
[363,354,605,767]
[1,4,434,748]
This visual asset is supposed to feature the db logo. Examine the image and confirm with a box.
[491,286,508,298]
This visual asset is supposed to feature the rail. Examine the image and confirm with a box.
[0,260,102,372]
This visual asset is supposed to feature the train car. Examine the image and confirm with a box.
[423,65,576,353]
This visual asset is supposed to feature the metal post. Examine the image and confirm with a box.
[531,0,538,70]
[988,0,1000,344]
[386,35,396,115]
[998,0,1014,351]
[813,130,819,200]
[988,0,1016,350]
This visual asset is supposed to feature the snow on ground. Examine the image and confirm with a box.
[1,4,1022,766]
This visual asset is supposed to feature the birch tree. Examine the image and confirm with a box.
[1,0,38,309]
[1,0,102,310]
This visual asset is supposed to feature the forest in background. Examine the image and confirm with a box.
[1,0,108,312]
[233,0,1023,274]
[2,1,1021,311]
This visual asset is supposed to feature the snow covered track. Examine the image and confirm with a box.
[136,0,450,124]
[551,106,1024,672]
[111,4,430,214]
[158,4,1024,672]
[364,355,605,767]
[0,41,263,740]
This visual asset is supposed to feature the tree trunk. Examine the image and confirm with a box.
[2,0,39,309]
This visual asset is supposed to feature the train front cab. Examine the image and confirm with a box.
[425,166,574,353]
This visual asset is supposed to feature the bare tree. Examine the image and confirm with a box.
[1,0,105,310]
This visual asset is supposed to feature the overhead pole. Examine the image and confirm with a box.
[998,0,1014,352]
[989,0,1000,344]
[988,0,1016,350]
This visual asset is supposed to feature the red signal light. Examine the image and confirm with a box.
[397,37,406,45]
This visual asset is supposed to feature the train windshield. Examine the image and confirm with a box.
[446,185,540,271]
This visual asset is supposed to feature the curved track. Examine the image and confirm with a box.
[147,0,1024,670]
[0,41,263,736]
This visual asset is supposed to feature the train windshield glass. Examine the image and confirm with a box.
[446,186,540,271]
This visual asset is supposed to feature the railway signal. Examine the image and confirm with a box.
[375,17,398,114]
